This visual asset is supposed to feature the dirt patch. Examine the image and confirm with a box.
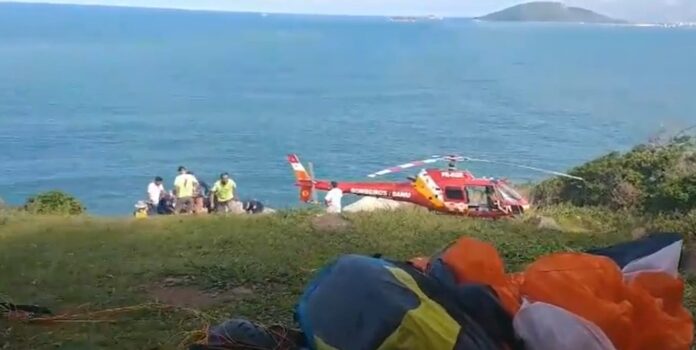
[146,278,255,309]
[311,214,352,232]
[527,215,562,231]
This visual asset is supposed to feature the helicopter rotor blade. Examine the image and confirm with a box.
[367,153,583,181]
[461,156,584,181]
[367,156,442,178]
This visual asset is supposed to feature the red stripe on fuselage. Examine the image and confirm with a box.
[296,180,428,205]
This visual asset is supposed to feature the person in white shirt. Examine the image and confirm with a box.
[147,176,165,212]
[324,181,343,213]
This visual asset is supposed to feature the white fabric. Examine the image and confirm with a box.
[622,240,682,280]
[325,188,343,213]
[513,300,616,350]
[147,182,165,204]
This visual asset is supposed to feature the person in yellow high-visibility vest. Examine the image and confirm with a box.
[210,172,237,213]
[173,166,199,214]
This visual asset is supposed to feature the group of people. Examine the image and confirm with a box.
[133,171,344,218]
[134,166,264,218]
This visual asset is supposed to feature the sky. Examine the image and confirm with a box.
[4,0,696,22]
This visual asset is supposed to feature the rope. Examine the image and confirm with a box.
[3,299,301,350]
[2,300,221,349]
[22,303,206,324]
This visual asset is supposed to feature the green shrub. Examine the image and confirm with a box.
[532,137,696,214]
[24,191,86,215]
[648,175,696,213]
[647,210,696,237]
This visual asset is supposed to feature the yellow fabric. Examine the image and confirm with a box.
[134,210,148,219]
[315,336,339,350]
[212,180,236,201]
[377,267,460,350]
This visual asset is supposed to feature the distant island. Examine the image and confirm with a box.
[477,1,626,24]
[388,15,443,23]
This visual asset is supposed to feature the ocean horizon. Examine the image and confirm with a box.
[1,2,695,215]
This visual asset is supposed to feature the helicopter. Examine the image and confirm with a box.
[287,153,583,218]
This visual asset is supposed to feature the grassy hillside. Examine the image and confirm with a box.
[0,208,694,349]
[3,137,696,349]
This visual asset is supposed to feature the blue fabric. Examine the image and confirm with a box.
[449,283,520,349]
[427,257,458,289]
[295,257,339,350]
[585,232,683,268]
[296,255,411,350]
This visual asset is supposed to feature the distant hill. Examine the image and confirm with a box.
[478,2,626,24]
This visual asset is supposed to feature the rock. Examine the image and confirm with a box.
[163,277,186,286]
[311,214,351,232]
[343,197,412,213]
[529,215,563,231]
[631,227,647,239]
[229,201,246,214]
[230,286,254,296]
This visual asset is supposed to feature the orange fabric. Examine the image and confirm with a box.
[441,237,507,286]
[430,236,694,350]
[626,273,693,350]
[520,253,634,349]
[441,237,520,314]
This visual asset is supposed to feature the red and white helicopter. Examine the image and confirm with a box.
[287,154,583,218]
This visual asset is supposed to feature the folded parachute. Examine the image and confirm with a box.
[295,233,693,350]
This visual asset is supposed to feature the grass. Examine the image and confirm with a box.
[0,208,693,349]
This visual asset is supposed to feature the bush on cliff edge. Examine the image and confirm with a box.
[24,191,85,215]
[532,136,696,214]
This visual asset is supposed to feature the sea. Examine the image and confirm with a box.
[1,3,695,215]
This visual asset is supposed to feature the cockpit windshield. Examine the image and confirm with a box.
[497,182,524,202]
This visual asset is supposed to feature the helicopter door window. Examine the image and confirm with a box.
[466,186,496,211]
[444,187,465,201]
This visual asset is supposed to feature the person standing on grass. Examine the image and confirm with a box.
[147,176,166,213]
[210,172,237,213]
[173,166,198,214]
[324,181,343,214]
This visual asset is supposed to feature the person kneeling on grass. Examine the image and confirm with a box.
[133,200,149,219]
[210,172,237,213]
[243,199,265,214]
